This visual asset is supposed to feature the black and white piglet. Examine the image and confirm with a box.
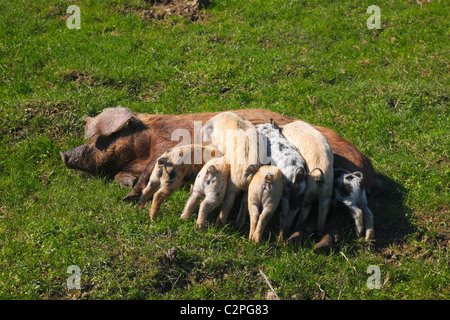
[332,167,374,240]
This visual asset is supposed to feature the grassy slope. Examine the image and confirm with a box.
[0,0,448,299]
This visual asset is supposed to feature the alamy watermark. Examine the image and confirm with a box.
[66,265,81,290]
[366,5,381,30]
[366,265,381,290]
[66,5,81,30]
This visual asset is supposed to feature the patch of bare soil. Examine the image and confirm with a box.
[63,70,95,85]
[2,102,81,143]
[123,0,213,23]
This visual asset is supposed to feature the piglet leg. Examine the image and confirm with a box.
[137,180,160,209]
[248,204,260,241]
[235,192,248,228]
[180,192,202,221]
[277,196,291,240]
[316,198,331,236]
[216,183,238,225]
[362,206,374,240]
[252,205,275,243]
[348,204,364,237]
[149,189,171,221]
[197,194,222,229]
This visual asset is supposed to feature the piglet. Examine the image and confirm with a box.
[202,112,259,225]
[256,122,308,239]
[282,120,334,235]
[137,144,221,220]
[332,167,374,240]
[180,157,231,229]
[245,166,283,243]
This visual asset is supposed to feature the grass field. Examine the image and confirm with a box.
[0,0,448,300]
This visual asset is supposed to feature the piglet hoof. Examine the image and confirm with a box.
[149,212,159,222]
[313,234,333,253]
[196,222,206,230]
[276,231,287,244]
[136,200,146,210]
[365,229,374,241]
[123,191,140,202]
[215,216,226,225]
[287,231,303,243]
[251,234,262,243]
[333,233,341,243]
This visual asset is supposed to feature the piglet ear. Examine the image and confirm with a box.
[84,107,135,139]
[245,164,257,176]
[269,118,280,129]
[157,157,168,166]
[353,171,364,179]
[82,116,93,122]
[344,171,364,181]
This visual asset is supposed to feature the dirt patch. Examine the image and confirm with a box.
[2,102,82,143]
[63,70,95,85]
[121,0,213,23]
[152,246,202,293]
[62,70,144,97]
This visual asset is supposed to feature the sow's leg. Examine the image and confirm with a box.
[115,158,151,189]
[114,172,138,188]
[123,159,155,201]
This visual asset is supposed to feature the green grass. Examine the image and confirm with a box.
[0,0,448,299]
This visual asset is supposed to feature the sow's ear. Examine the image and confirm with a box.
[83,107,135,139]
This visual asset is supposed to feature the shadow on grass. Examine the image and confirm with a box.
[225,173,415,254]
[369,173,416,250]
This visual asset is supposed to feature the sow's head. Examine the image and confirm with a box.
[60,107,146,174]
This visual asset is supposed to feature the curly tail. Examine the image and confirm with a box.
[264,173,274,183]
[309,168,324,187]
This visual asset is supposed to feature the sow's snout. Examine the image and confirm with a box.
[60,144,87,170]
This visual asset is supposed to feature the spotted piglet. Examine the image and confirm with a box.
[332,167,374,240]
[180,157,231,229]
[256,122,308,238]
[137,144,222,220]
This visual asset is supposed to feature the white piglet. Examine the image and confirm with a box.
[239,165,284,243]
[202,112,260,225]
[282,120,334,235]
